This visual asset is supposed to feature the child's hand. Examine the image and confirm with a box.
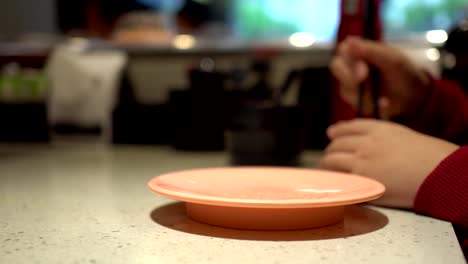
[319,119,459,208]
[331,37,430,119]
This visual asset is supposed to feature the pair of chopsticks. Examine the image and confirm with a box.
[357,0,380,119]
[357,68,380,118]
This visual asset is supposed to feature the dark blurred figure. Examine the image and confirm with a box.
[442,18,468,94]
[56,0,150,37]
[56,0,217,38]
[177,1,212,34]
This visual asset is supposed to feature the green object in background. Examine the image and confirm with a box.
[235,0,299,39]
[0,74,15,100]
[0,67,48,102]
[402,0,467,32]
[12,75,23,97]
[0,76,4,95]
[28,72,48,98]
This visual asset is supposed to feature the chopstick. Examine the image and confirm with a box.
[369,67,381,118]
[358,0,381,119]
[357,83,365,117]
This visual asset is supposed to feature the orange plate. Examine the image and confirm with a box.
[148,167,385,230]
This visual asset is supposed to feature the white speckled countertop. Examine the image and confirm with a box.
[0,142,465,264]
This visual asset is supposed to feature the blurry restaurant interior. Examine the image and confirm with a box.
[0,0,467,165]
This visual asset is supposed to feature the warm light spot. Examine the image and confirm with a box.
[426,48,440,61]
[173,34,196,50]
[289,32,316,48]
[425,30,448,44]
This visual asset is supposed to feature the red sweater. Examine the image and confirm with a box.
[332,75,468,254]
[333,78,468,225]
[405,78,467,227]
[410,79,468,247]
[334,0,467,241]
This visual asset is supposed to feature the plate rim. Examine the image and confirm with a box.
[147,167,386,208]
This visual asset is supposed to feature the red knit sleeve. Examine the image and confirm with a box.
[394,78,468,145]
[414,146,468,226]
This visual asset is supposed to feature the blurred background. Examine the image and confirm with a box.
[0,0,467,165]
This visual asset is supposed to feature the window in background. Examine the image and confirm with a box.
[232,0,340,42]
[383,0,468,36]
[231,0,468,43]
[53,0,468,42]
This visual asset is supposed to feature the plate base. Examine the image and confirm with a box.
[186,203,344,230]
